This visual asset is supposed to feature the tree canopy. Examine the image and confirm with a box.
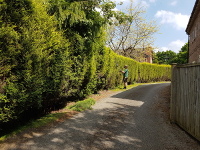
[174,43,188,64]
[106,1,158,60]
[153,43,188,65]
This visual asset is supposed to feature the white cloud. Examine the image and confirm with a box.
[170,1,177,6]
[157,40,186,53]
[168,40,185,52]
[114,0,151,9]
[127,0,150,8]
[141,1,150,8]
[155,10,190,30]
[149,0,156,3]
[113,0,129,3]
[155,47,169,52]
[160,47,169,52]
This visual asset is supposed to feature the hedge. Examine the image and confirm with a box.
[98,48,170,88]
[0,0,171,131]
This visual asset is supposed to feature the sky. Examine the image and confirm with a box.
[114,0,196,53]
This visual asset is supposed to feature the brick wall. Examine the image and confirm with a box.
[189,10,200,63]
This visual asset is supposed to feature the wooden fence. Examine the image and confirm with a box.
[171,63,200,141]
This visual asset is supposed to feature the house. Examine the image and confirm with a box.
[144,47,153,64]
[134,47,153,63]
[186,0,200,63]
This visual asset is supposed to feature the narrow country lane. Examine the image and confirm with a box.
[1,83,200,150]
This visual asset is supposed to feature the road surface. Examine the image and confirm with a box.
[1,83,200,150]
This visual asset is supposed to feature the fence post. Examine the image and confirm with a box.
[170,63,177,123]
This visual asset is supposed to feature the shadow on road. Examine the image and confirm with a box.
[1,83,200,150]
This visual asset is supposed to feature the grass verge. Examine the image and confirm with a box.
[0,98,96,142]
[0,113,65,141]
[67,98,96,112]
[111,82,169,91]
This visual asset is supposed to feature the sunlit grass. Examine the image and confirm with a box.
[111,82,170,91]
[67,98,96,112]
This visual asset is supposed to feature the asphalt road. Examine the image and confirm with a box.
[1,83,200,150]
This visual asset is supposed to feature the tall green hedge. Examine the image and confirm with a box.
[0,0,171,130]
[98,49,170,88]
[0,0,70,124]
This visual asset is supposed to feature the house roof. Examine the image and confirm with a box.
[186,0,200,34]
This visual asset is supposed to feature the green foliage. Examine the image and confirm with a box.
[153,43,188,65]
[154,50,177,64]
[0,94,16,122]
[138,63,170,82]
[0,0,70,124]
[174,43,188,64]
[99,49,171,87]
[0,0,171,130]
[68,98,96,112]
[46,0,108,99]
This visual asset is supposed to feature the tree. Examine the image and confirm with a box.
[46,0,133,97]
[174,43,188,64]
[153,50,177,64]
[153,43,188,65]
[106,0,158,59]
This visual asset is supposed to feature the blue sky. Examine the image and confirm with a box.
[114,0,196,53]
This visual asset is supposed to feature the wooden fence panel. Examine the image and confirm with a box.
[171,63,200,141]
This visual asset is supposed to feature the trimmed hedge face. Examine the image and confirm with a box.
[98,49,171,88]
